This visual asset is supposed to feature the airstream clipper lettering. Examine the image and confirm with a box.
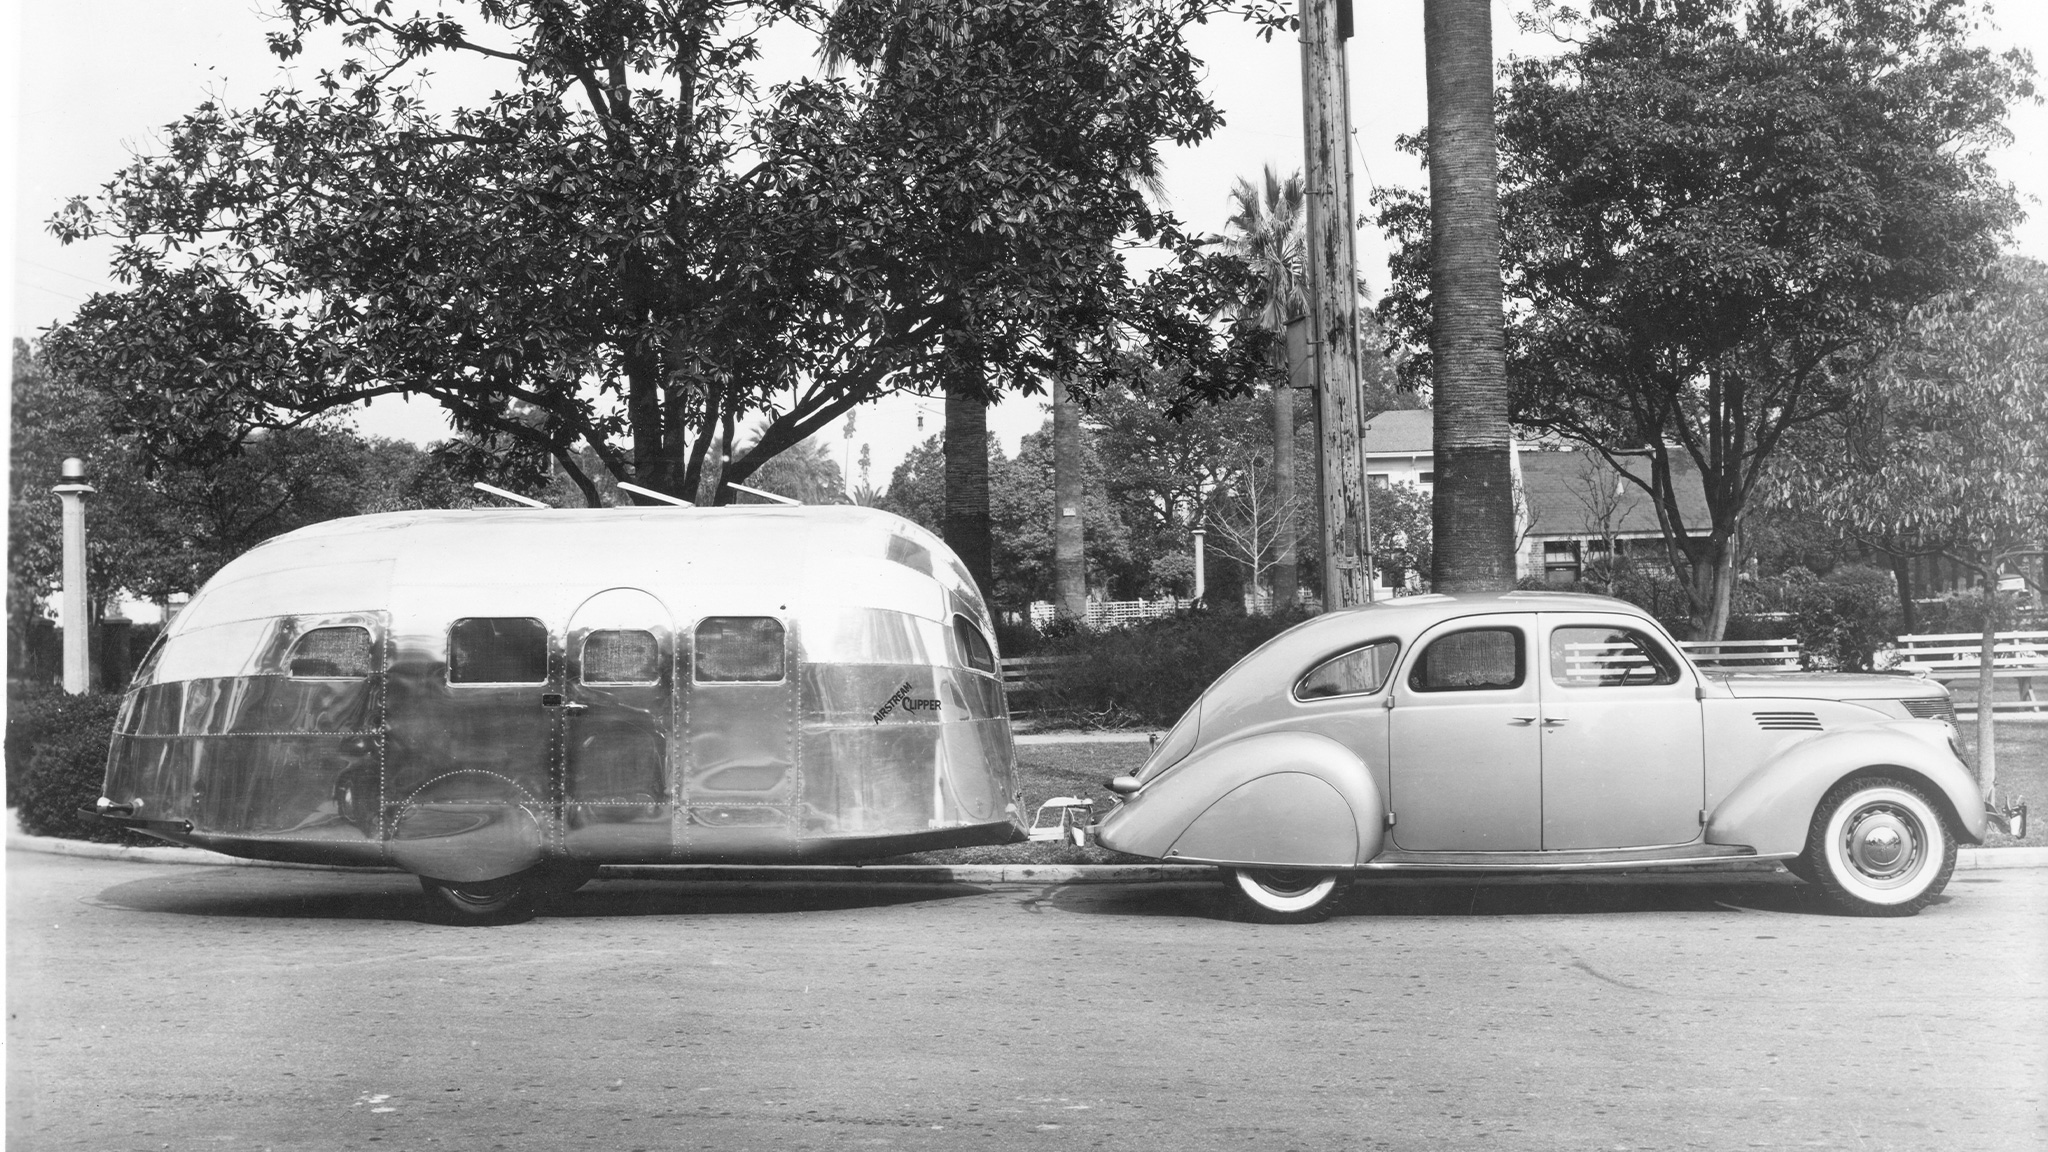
[94,506,1024,920]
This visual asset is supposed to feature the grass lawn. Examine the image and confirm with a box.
[1956,720,2046,848]
[896,718,2047,864]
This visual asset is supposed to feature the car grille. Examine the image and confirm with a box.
[1902,697,1957,722]
[1754,711,1824,731]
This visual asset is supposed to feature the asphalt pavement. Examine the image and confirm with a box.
[8,849,2044,1151]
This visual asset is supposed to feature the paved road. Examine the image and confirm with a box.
[8,852,2044,1151]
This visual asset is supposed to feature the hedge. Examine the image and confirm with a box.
[1027,609,1305,728]
[7,691,147,844]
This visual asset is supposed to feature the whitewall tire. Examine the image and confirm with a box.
[1800,775,1956,917]
[1228,868,1350,923]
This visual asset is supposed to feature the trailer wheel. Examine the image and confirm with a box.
[419,873,539,925]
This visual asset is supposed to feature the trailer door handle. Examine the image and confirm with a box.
[541,694,589,714]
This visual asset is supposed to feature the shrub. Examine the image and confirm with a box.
[1739,566,1899,670]
[10,692,144,844]
[1030,609,1304,727]
[6,682,76,797]
[1910,589,2043,635]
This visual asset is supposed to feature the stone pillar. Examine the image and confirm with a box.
[52,457,96,695]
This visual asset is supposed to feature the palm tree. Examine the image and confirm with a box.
[1219,165,1309,608]
[1424,0,1516,591]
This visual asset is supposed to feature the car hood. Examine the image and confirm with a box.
[1707,671,1942,701]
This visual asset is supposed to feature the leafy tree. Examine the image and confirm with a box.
[8,340,488,648]
[990,420,1132,610]
[1379,0,2032,636]
[737,425,849,504]
[1795,257,2048,800]
[45,0,1274,511]
[880,435,947,532]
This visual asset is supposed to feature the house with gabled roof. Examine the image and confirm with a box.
[1513,447,1713,584]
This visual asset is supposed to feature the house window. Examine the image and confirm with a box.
[1419,471,1435,484]
[1543,540,1582,586]
[1367,473,1391,488]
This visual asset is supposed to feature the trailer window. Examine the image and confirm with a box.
[288,626,375,679]
[583,629,661,685]
[952,615,996,675]
[449,617,549,684]
[694,617,785,682]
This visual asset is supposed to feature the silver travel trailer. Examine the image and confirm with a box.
[94,505,1024,919]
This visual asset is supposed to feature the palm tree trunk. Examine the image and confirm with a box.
[943,381,994,603]
[1053,375,1088,624]
[1424,0,1517,592]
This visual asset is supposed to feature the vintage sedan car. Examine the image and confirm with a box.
[1094,592,2022,922]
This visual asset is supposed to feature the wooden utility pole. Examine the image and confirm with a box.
[1299,0,1370,610]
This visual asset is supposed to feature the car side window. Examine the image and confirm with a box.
[1549,626,1680,687]
[1408,627,1524,692]
[1297,640,1400,700]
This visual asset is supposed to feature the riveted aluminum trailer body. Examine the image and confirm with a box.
[99,506,1024,883]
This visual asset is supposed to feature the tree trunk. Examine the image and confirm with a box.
[943,383,994,604]
[1889,550,1918,634]
[1272,383,1299,611]
[1976,584,2001,801]
[1053,375,1088,624]
[1424,0,1517,593]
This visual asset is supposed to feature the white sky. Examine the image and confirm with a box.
[7,0,2045,486]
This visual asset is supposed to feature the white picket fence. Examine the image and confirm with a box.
[1028,597,1190,628]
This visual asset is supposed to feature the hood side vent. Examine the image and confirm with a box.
[1902,698,1957,723]
[1754,711,1824,731]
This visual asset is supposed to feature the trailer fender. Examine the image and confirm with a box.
[1095,730,1383,867]
[1707,723,1985,856]
[386,770,548,882]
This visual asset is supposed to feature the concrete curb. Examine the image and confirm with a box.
[11,827,2045,877]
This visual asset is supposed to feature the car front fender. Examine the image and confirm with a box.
[1707,723,1985,856]
[1094,730,1384,867]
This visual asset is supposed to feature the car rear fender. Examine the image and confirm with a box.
[1707,724,1985,855]
[1093,730,1383,867]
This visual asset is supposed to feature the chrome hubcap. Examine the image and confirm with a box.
[1841,804,1923,886]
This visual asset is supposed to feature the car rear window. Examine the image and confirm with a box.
[1297,640,1400,700]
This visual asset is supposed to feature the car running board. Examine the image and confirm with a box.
[1363,843,1761,872]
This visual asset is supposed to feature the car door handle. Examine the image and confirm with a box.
[1510,716,1537,725]
[1542,717,1569,726]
